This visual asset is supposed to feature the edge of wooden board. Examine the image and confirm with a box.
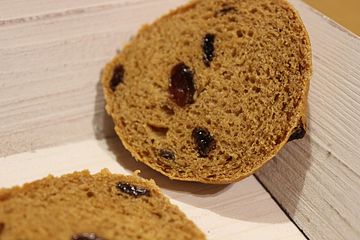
[256,1,360,239]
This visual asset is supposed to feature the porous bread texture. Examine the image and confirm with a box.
[0,169,205,240]
[102,0,312,183]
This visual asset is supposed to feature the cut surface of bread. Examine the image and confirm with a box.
[102,0,312,183]
[0,169,205,240]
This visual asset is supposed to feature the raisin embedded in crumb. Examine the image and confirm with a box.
[203,34,215,67]
[116,182,150,197]
[169,63,196,107]
[159,149,175,161]
[288,124,306,142]
[192,127,216,157]
[215,6,236,16]
[110,65,125,91]
[0,222,4,234]
[72,233,103,240]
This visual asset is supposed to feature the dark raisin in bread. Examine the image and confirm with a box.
[0,169,205,240]
[102,0,312,183]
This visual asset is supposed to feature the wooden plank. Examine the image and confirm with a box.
[0,0,187,157]
[0,137,305,240]
[0,0,165,20]
[256,1,360,239]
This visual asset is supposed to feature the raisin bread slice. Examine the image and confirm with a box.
[102,0,312,183]
[0,169,205,240]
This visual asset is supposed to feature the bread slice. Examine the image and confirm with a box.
[0,169,205,240]
[102,0,312,183]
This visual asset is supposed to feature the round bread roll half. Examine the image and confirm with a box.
[102,0,312,183]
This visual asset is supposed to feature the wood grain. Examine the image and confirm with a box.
[0,138,305,240]
[256,1,360,240]
[0,0,187,157]
[0,0,167,20]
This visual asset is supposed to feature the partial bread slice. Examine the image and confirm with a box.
[0,169,205,240]
[102,0,312,183]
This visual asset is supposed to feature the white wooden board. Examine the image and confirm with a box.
[256,1,360,240]
[0,138,305,240]
[0,0,186,157]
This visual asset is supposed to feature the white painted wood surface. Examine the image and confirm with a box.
[0,138,305,240]
[0,0,186,157]
[0,0,359,239]
[256,1,360,240]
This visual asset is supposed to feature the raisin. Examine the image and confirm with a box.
[192,127,216,157]
[169,63,196,107]
[202,34,215,67]
[215,6,236,16]
[159,149,175,161]
[72,233,103,240]
[110,65,125,91]
[288,124,306,142]
[116,182,150,197]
